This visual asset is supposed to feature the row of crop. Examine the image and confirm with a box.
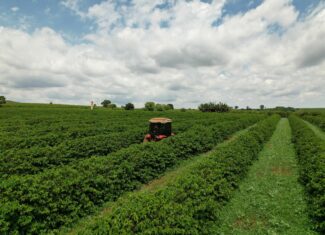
[0,115,264,234]
[0,111,237,135]
[0,124,142,151]
[289,115,325,233]
[0,125,136,151]
[0,112,239,140]
[0,113,237,155]
[0,115,148,138]
[0,107,252,128]
[0,115,257,181]
[0,128,146,178]
[0,109,219,134]
[300,115,325,132]
[0,113,246,152]
[0,117,236,178]
[70,115,280,234]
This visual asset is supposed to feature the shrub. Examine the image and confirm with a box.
[289,115,325,232]
[300,115,325,131]
[0,128,146,177]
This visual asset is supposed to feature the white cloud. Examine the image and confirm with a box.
[11,7,19,12]
[0,0,325,108]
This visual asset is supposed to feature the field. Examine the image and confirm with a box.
[0,104,324,234]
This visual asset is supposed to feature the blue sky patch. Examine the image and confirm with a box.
[222,0,263,17]
[267,22,286,36]
[0,0,323,42]
[292,0,323,19]
[160,20,170,28]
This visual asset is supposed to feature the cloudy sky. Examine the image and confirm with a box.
[0,0,324,108]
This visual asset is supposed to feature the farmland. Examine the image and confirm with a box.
[0,104,324,234]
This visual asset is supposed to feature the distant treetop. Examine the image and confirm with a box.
[198,102,231,112]
[0,96,6,106]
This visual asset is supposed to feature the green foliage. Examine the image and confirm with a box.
[144,102,173,111]
[0,111,249,177]
[0,115,264,233]
[155,103,164,111]
[108,103,117,109]
[289,115,325,233]
[0,129,146,178]
[0,96,6,106]
[275,106,295,112]
[216,119,316,234]
[198,102,231,112]
[296,110,323,117]
[124,103,134,110]
[260,104,265,110]
[298,114,325,131]
[158,104,173,111]
[167,104,174,110]
[77,115,280,234]
[101,100,111,107]
[144,101,155,111]
[266,106,296,117]
[0,109,250,152]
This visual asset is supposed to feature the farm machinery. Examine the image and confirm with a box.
[143,117,174,142]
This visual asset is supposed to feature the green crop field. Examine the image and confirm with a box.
[1,0,324,234]
[0,104,324,234]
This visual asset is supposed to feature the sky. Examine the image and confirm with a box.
[0,0,324,108]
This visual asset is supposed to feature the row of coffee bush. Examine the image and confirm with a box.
[289,115,325,233]
[0,115,264,234]
[0,128,146,178]
[0,113,242,151]
[0,116,246,178]
[300,115,325,132]
[73,115,280,234]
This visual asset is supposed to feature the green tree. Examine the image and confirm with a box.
[235,106,239,110]
[198,102,230,112]
[156,104,164,111]
[124,103,135,110]
[101,100,111,108]
[0,96,6,107]
[144,102,155,111]
[167,104,174,110]
[108,103,117,109]
[260,104,265,110]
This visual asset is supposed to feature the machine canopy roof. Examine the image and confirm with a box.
[149,117,172,123]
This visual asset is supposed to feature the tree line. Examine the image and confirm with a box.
[0,95,295,113]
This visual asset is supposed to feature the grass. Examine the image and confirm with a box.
[214,118,316,235]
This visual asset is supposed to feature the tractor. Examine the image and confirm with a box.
[143,117,174,142]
